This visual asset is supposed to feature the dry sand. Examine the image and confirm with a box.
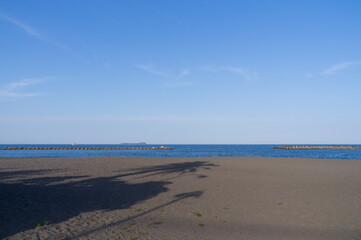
[0,156,360,240]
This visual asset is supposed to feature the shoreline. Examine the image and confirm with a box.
[1,156,360,239]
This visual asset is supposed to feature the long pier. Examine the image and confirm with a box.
[2,146,172,150]
[273,146,358,150]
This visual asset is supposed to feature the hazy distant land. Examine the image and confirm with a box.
[120,142,147,145]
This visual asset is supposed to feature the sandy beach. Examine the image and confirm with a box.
[1,156,360,240]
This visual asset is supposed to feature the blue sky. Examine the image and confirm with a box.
[1,0,360,144]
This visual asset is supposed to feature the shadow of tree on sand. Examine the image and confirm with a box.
[0,161,218,239]
[73,191,204,239]
[112,161,218,183]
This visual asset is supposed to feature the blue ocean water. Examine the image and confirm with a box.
[0,144,360,159]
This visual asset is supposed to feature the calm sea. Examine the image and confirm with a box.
[0,144,361,159]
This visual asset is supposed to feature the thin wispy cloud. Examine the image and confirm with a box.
[221,67,253,81]
[166,68,193,86]
[0,91,40,98]
[0,77,50,101]
[0,14,71,52]
[177,68,190,79]
[135,65,170,78]
[321,61,361,75]
[135,65,193,86]
[204,66,258,81]
[0,14,42,38]
[8,78,47,88]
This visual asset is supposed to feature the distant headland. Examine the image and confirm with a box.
[274,146,358,150]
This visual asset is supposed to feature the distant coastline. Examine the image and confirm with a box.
[120,142,147,145]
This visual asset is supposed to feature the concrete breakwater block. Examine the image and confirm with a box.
[2,146,172,150]
[273,146,358,150]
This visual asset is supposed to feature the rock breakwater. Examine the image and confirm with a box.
[273,146,358,150]
[2,146,172,150]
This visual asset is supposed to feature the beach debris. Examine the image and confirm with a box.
[36,219,49,229]
[193,212,202,217]
[147,221,163,228]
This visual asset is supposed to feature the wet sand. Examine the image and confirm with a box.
[1,156,360,239]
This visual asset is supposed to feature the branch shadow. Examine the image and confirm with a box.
[73,191,204,239]
[0,161,218,239]
[114,161,219,179]
[0,169,63,181]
